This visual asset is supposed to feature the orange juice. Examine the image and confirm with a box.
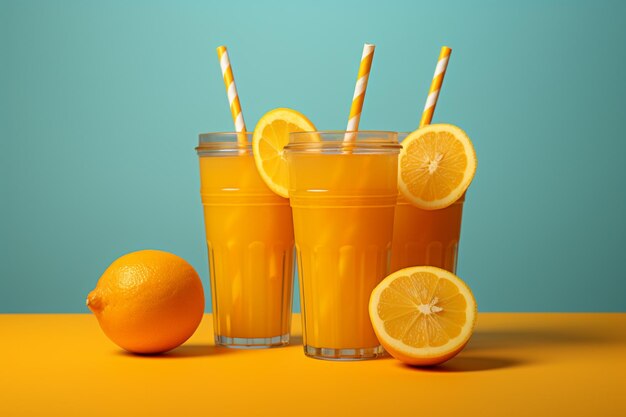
[197,133,294,348]
[390,132,465,273]
[390,194,464,273]
[285,131,400,360]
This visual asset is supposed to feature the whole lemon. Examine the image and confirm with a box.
[86,250,205,354]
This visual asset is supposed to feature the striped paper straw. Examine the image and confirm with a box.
[344,43,376,143]
[216,45,247,142]
[419,46,452,127]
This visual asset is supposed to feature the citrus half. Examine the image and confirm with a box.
[369,266,477,366]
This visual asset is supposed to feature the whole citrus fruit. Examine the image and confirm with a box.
[86,250,205,354]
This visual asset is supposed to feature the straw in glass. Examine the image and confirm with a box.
[419,46,452,127]
[344,43,376,143]
[216,45,247,144]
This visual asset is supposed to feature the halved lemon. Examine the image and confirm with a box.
[369,266,477,366]
[399,124,477,210]
[252,108,317,197]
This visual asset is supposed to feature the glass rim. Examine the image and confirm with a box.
[198,131,253,140]
[289,130,397,137]
[196,132,252,155]
[285,130,400,152]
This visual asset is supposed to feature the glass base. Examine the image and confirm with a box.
[304,344,385,361]
[215,333,289,349]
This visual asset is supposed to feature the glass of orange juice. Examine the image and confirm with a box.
[196,132,294,348]
[284,131,401,360]
[390,132,465,273]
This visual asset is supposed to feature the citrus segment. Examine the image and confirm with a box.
[369,266,477,365]
[252,108,317,197]
[398,124,477,210]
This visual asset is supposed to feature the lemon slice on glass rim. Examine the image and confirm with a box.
[252,108,317,197]
[398,124,477,210]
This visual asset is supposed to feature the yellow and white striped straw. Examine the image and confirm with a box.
[216,45,247,142]
[344,43,376,143]
[420,46,452,127]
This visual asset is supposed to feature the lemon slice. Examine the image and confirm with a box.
[252,108,317,197]
[369,266,477,366]
[399,124,477,210]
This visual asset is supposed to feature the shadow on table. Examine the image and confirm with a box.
[466,326,614,352]
[289,335,303,346]
[400,356,522,373]
[116,344,237,359]
[120,335,309,358]
[410,320,620,372]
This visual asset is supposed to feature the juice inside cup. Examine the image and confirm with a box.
[390,133,465,273]
[196,133,294,347]
[391,194,464,273]
[285,131,401,360]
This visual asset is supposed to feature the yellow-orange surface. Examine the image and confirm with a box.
[1,313,625,417]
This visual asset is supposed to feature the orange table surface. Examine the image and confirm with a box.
[1,313,625,417]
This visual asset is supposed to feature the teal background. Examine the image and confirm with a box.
[1,0,625,313]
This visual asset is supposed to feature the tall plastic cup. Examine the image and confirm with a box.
[390,132,465,273]
[285,131,401,360]
[196,133,294,348]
